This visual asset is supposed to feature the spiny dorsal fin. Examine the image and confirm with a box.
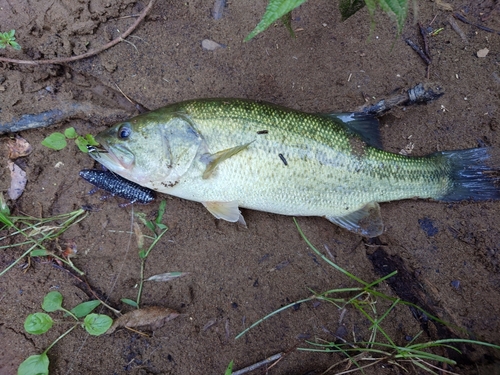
[202,142,252,179]
[326,201,384,237]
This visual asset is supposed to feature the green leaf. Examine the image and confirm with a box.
[41,132,67,150]
[0,193,11,219]
[64,127,78,139]
[155,200,167,224]
[75,136,90,153]
[364,0,408,34]
[10,41,21,50]
[224,360,234,375]
[121,298,139,308]
[85,134,99,146]
[17,353,49,375]
[42,291,63,312]
[7,29,15,38]
[245,0,307,41]
[281,11,295,38]
[30,249,50,257]
[24,313,53,335]
[378,0,408,33]
[138,249,147,259]
[339,0,366,20]
[70,300,101,318]
[83,313,113,336]
[145,221,155,232]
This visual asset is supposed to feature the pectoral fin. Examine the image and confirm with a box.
[202,142,252,179]
[202,201,246,226]
[326,202,384,237]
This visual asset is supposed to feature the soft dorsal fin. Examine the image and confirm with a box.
[323,112,382,149]
[202,142,252,179]
[326,201,384,237]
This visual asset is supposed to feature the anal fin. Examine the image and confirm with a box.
[202,201,245,225]
[326,201,384,237]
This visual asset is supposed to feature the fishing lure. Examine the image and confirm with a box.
[79,169,155,204]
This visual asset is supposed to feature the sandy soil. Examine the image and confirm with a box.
[1,1,500,374]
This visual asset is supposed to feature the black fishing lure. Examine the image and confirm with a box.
[79,169,155,204]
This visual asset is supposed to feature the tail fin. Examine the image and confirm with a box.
[438,148,500,202]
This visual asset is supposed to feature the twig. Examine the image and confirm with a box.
[232,353,283,375]
[418,23,430,62]
[453,12,500,35]
[0,0,154,65]
[405,38,431,66]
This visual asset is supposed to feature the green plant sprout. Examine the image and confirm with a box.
[246,0,409,41]
[41,127,99,152]
[120,200,170,308]
[0,29,21,50]
[0,197,88,277]
[236,218,500,374]
[18,291,112,375]
[224,360,234,375]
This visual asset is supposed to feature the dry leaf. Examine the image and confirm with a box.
[146,272,189,282]
[7,135,32,159]
[436,0,453,11]
[477,48,489,58]
[133,222,144,249]
[107,306,179,334]
[7,160,27,200]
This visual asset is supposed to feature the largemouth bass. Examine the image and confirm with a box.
[91,99,500,237]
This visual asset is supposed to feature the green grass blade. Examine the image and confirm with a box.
[236,295,314,339]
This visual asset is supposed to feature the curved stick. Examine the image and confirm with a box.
[0,0,154,65]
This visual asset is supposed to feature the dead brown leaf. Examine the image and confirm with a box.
[7,135,32,159]
[7,160,27,200]
[106,306,179,334]
[436,0,453,11]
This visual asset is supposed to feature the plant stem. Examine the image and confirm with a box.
[135,228,168,307]
[42,324,78,355]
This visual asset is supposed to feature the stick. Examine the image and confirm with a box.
[232,353,283,375]
[0,0,154,65]
[405,38,431,66]
[453,12,500,35]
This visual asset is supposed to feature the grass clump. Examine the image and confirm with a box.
[237,218,500,374]
[120,200,170,308]
[18,291,112,375]
[0,195,88,277]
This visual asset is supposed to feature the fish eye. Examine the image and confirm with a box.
[118,124,131,139]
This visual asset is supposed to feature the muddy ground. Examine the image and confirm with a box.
[1,1,500,374]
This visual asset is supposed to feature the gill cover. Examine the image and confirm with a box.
[158,114,205,186]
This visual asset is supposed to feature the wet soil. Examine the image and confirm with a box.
[1,1,500,374]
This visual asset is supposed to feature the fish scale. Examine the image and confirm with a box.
[91,98,499,237]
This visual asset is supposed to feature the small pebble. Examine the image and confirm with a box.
[450,280,460,289]
[477,48,489,58]
[202,39,224,51]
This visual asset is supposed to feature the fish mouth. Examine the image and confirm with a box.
[89,140,135,176]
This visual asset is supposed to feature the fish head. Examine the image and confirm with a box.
[92,110,204,190]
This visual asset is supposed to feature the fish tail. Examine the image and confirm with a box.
[437,147,500,202]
